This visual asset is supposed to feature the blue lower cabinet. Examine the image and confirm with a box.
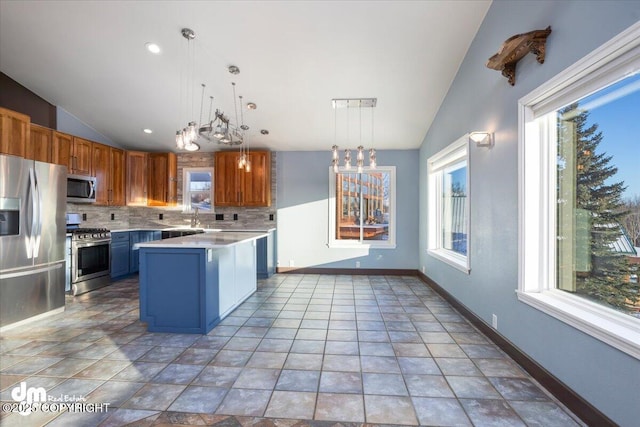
[130,231,162,274]
[139,247,219,334]
[111,232,130,279]
[256,230,276,279]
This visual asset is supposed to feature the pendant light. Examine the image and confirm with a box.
[330,98,377,172]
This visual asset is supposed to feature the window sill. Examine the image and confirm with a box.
[427,249,470,274]
[516,289,640,360]
[328,242,397,250]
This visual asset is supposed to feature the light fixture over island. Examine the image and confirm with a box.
[135,231,268,334]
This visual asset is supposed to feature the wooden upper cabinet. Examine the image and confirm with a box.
[244,151,271,207]
[92,143,110,205]
[91,143,126,206]
[167,152,177,206]
[70,137,92,175]
[215,151,242,206]
[215,150,271,207]
[52,131,72,168]
[147,153,176,206]
[126,151,148,206]
[0,107,30,158]
[110,148,126,206]
[27,124,52,163]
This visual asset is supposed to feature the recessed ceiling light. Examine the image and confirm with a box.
[145,43,161,54]
[260,129,269,135]
[143,128,153,134]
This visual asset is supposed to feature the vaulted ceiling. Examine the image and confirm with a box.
[0,1,491,152]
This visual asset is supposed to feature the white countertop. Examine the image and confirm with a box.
[133,231,268,249]
[111,227,276,233]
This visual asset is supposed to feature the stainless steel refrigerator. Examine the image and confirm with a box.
[0,153,66,329]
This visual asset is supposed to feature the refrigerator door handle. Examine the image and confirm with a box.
[27,167,37,259]
[33,167,43,258]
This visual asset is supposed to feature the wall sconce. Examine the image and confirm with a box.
[469,131,494,148]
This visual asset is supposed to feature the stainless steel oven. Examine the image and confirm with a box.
[69,228,111,295]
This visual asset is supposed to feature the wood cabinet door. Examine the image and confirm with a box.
[126,151,148,206]
[147,153,168,206]
[91,142,110,205]
[215,151,241,206]
[243,151,272,207]
[167,152,177,206]
[110,148,126,206]
[27,124,52,162]
[72,137,92,175]
[0,107,29,157]
[52,131,72,169]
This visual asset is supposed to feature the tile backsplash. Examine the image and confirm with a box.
[67,151,277,230]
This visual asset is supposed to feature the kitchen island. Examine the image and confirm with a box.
[135,231,267,334]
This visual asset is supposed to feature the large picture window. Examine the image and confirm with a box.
[518,22,640,358]
[328,167,396,248]
[427,135,469,273]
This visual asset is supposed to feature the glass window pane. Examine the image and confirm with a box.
[441,162,467,254]
[336,172,360,241]
[556,73,640,318]
[363,171,390,241]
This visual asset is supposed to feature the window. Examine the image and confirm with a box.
[427,135,469,273]
[183,167,214,212]
[328,167,396,248]
[518,22,640,359]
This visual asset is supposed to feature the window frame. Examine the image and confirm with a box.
[328,166,396,249]
[427,134,470,273]
[517,21,640,359]
[182,167,215,213]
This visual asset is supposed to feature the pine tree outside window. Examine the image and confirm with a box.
[518,22,640,359]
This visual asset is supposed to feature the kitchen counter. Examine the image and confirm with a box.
[133,231,267,249]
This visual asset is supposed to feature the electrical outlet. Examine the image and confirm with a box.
[233,213,238,221]
[82,213,87,221]
[356,261,360,268]
[216,214,224,221]
[289,260,294,267]
[269,213,274,221]
[492,314,498,329]
[422,266,425,274]
[110,213,115,220]
[159,213,163,220]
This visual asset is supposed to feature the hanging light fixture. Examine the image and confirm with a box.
[175,28,200,151]
[330,98,377,172]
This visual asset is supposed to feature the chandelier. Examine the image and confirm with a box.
[174,28,257,153]
[330,98,377,173]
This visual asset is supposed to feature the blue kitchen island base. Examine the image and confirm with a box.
[138,235,259,334]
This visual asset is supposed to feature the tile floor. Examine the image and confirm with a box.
[0,274,584,426]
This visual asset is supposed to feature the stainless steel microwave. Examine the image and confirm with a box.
[67,174,96,203]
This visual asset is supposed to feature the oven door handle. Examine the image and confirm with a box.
[73,239,112,247]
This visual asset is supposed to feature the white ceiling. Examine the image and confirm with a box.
[0,1,491,153]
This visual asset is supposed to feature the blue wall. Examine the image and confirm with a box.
[276,150,418,270]
[418,1,640,425]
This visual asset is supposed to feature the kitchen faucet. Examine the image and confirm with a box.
[191,207,200,228]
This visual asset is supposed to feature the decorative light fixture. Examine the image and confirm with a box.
[469,131,494,148]
[197,67,254,147]
[330,98,377,172]
[175,28,199,151]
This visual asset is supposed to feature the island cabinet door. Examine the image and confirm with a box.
[217,246,237,316]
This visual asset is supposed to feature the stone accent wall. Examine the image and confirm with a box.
[68,151,277,230]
